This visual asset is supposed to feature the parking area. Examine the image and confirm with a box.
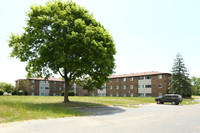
[1,103,200,133]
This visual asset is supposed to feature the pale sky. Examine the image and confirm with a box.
[1,0,200,85]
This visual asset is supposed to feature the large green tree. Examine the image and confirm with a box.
[168,53,192,97]
[9,0,116,102]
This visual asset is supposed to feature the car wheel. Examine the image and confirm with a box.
[157,100,161,104]
[176,102,179,105]
[171,101,176,105]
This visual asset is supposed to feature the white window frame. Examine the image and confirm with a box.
[116,78,119,82]
[116,85,119,89]
[158,75,162,79]
[123,78,126,82]
[130,85,133,89]
[123,85,126,89]
[138,76,144,80]
[158,84,162,88]
[110,86,112,90]
[130,93,134,97]
[116,93,119,97]
[138,85,144,89]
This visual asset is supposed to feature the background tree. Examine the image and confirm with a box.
[168,53,192,97]
[77,77,103,96]
[17,80,32,95]
[0,82,15,93]
[9,0,116,102]
[191,76,200,95]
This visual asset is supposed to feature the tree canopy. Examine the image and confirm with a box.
[9,0,116,102]
[168,53,192,97]
[191,76,200,95]
[0,82,15,93]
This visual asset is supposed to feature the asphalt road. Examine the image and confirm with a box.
[1,103,200,133]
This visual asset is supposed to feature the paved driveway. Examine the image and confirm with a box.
[1,103,200,133]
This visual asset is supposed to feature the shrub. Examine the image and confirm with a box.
[61,91,75,96]
[68,91,75,96]
[61,91,64,96]
[11,90,17,95]
[18,90,24,95]
[0,89,4,95]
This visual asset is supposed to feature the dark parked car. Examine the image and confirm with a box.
[155,94,183,105]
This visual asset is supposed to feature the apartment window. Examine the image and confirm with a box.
[31,80,35,83]
[130,77,133,81]
[123,93,126,97]
[146,93,152,97]
[53,93,56,96]
[92,93,94,96]
[138,93,144,97]
[110,86,112,90]
[45,87,49,89]
[145,85,152,88]
[45,93,49,96]
[123,85,126,89]
[45,81,49,84]
[110,93,113,97]
[138,76,144,80]
[116,85,119,89]
[40,87,43,89]
[138,85,144,88]
[59,82,62,85]
[130,85,133,89]
[158,75,162,79]
[123,78,126,82]
[31,92,34,96]
[53,87,56,90]
[130,93,134,97]
[158,84,162,88]
[40,80,44,83]
[59,87,62,90]
[110,79,112,82]
[31,86,35,90]
[41,93,44,96]
[116,93,119,97]
[146,76,151,79]
[54,81,56,84]
[116,78,119,82]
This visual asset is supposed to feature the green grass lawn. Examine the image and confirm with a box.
[0,96,198,123]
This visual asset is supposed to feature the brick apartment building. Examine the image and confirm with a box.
[16,71,170,97]
[16,78,104,96]
[106,71,171,97]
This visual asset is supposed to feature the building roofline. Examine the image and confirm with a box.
[27,77,64,82]
[108,71,171,79]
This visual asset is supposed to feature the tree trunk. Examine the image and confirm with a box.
[64,78,70,102]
